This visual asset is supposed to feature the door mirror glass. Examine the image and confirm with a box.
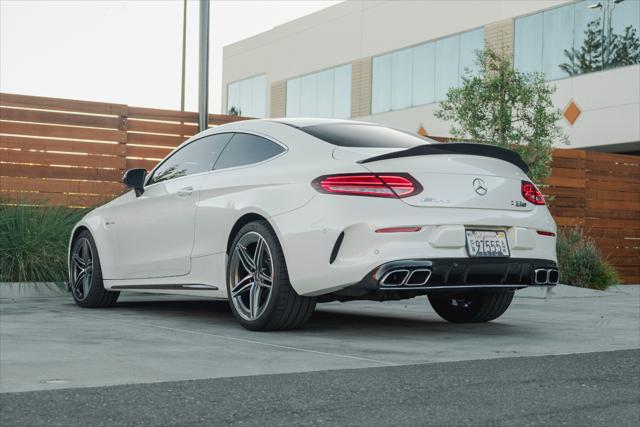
[122,168,147,197]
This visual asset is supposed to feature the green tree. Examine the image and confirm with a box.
[434,49,568,183]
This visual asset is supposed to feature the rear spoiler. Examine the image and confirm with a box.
[357,143,529,173]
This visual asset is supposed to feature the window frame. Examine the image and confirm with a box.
[144,132,234,187]
[211,131,289,172]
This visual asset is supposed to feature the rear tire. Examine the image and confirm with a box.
[227,220,316,331]
[69,230,119,308]
[428,291,513,323]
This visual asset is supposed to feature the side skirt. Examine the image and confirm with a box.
[110,284,219,291]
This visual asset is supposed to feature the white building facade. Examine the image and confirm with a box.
[222,0,640,153]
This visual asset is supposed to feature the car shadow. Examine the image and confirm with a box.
[306,307,530,337]
[76,296,537,338]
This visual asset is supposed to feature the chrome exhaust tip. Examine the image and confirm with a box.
[380,269,410,286]
[534,268,559,285]
[534,268,549,285]
[406,269,432,286]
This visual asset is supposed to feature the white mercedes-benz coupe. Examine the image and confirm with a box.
[68,118,558,330]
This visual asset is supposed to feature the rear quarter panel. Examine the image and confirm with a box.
[191,122,369,263]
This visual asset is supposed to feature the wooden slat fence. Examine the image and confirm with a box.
[0,93,247,207]
[1,93,638,282]
[545,149,639,284]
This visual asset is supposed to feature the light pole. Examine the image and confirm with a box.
[180,0,187,111]
[198,0,210,132]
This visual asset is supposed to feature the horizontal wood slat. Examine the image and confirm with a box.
[0,190,114,207]
[586,199,640,211]
[126,145,173,159]
[588,228,640,238]
[0,135,125,156]
[1,121,126,142]
[1,163,122,181]
[127,119,197,136]
[552,149,586,159]
[127,106,198,122]
[126,132,186,147]
[0,107,121,129]
[0,93,127,116]
[585,189,640,202]
[549,167,585,179]
[1,176,124,195]
[0,149,125,169]
[125,158,161,171]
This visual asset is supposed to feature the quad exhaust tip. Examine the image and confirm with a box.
[534,268,559,285]
[380,268,432,287]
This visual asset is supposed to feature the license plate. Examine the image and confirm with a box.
[465,230,510,257]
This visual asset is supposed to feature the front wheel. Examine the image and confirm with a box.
[227,220,316,331]
[427,291,514,323]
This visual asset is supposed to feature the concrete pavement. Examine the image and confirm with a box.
[1,285,638,393]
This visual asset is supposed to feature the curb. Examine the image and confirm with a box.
[0,282,68,299]
[515,283,637,299]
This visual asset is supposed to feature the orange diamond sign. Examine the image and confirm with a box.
[563,100,581,125]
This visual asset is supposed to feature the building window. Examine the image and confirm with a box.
[371,27,484,114]
[226,74,266,118]
[286,64,351,118]
[514,0,640,80]
[434,34,460,102]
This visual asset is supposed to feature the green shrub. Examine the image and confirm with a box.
[0,200,87,282]
[556,227,619,290]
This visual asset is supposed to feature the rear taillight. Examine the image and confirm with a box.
[312,173,422,198]
[521,181,545,205]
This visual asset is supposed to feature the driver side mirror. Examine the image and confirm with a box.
[122,168,147,197]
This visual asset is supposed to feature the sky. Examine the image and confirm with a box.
[0,0,341,113]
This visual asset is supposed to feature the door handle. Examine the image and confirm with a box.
[177,186,194,197]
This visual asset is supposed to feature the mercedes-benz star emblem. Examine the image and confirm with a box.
[473,178,488,195]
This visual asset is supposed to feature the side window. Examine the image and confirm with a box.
[214,133,285,170]
[148,133,233,185]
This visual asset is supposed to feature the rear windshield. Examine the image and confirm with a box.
[300,123,433,149]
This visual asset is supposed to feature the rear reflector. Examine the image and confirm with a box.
[521,181,545,205]
[312,173,422,198]
[537,230,556,237]
[375,227,422,233]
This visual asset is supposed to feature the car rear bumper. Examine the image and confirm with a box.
[320,258,558,302]
[272,194,557,296]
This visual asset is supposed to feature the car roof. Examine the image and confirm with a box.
[267,117,380,128]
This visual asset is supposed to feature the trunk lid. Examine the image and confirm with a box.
[334,146,532,212]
